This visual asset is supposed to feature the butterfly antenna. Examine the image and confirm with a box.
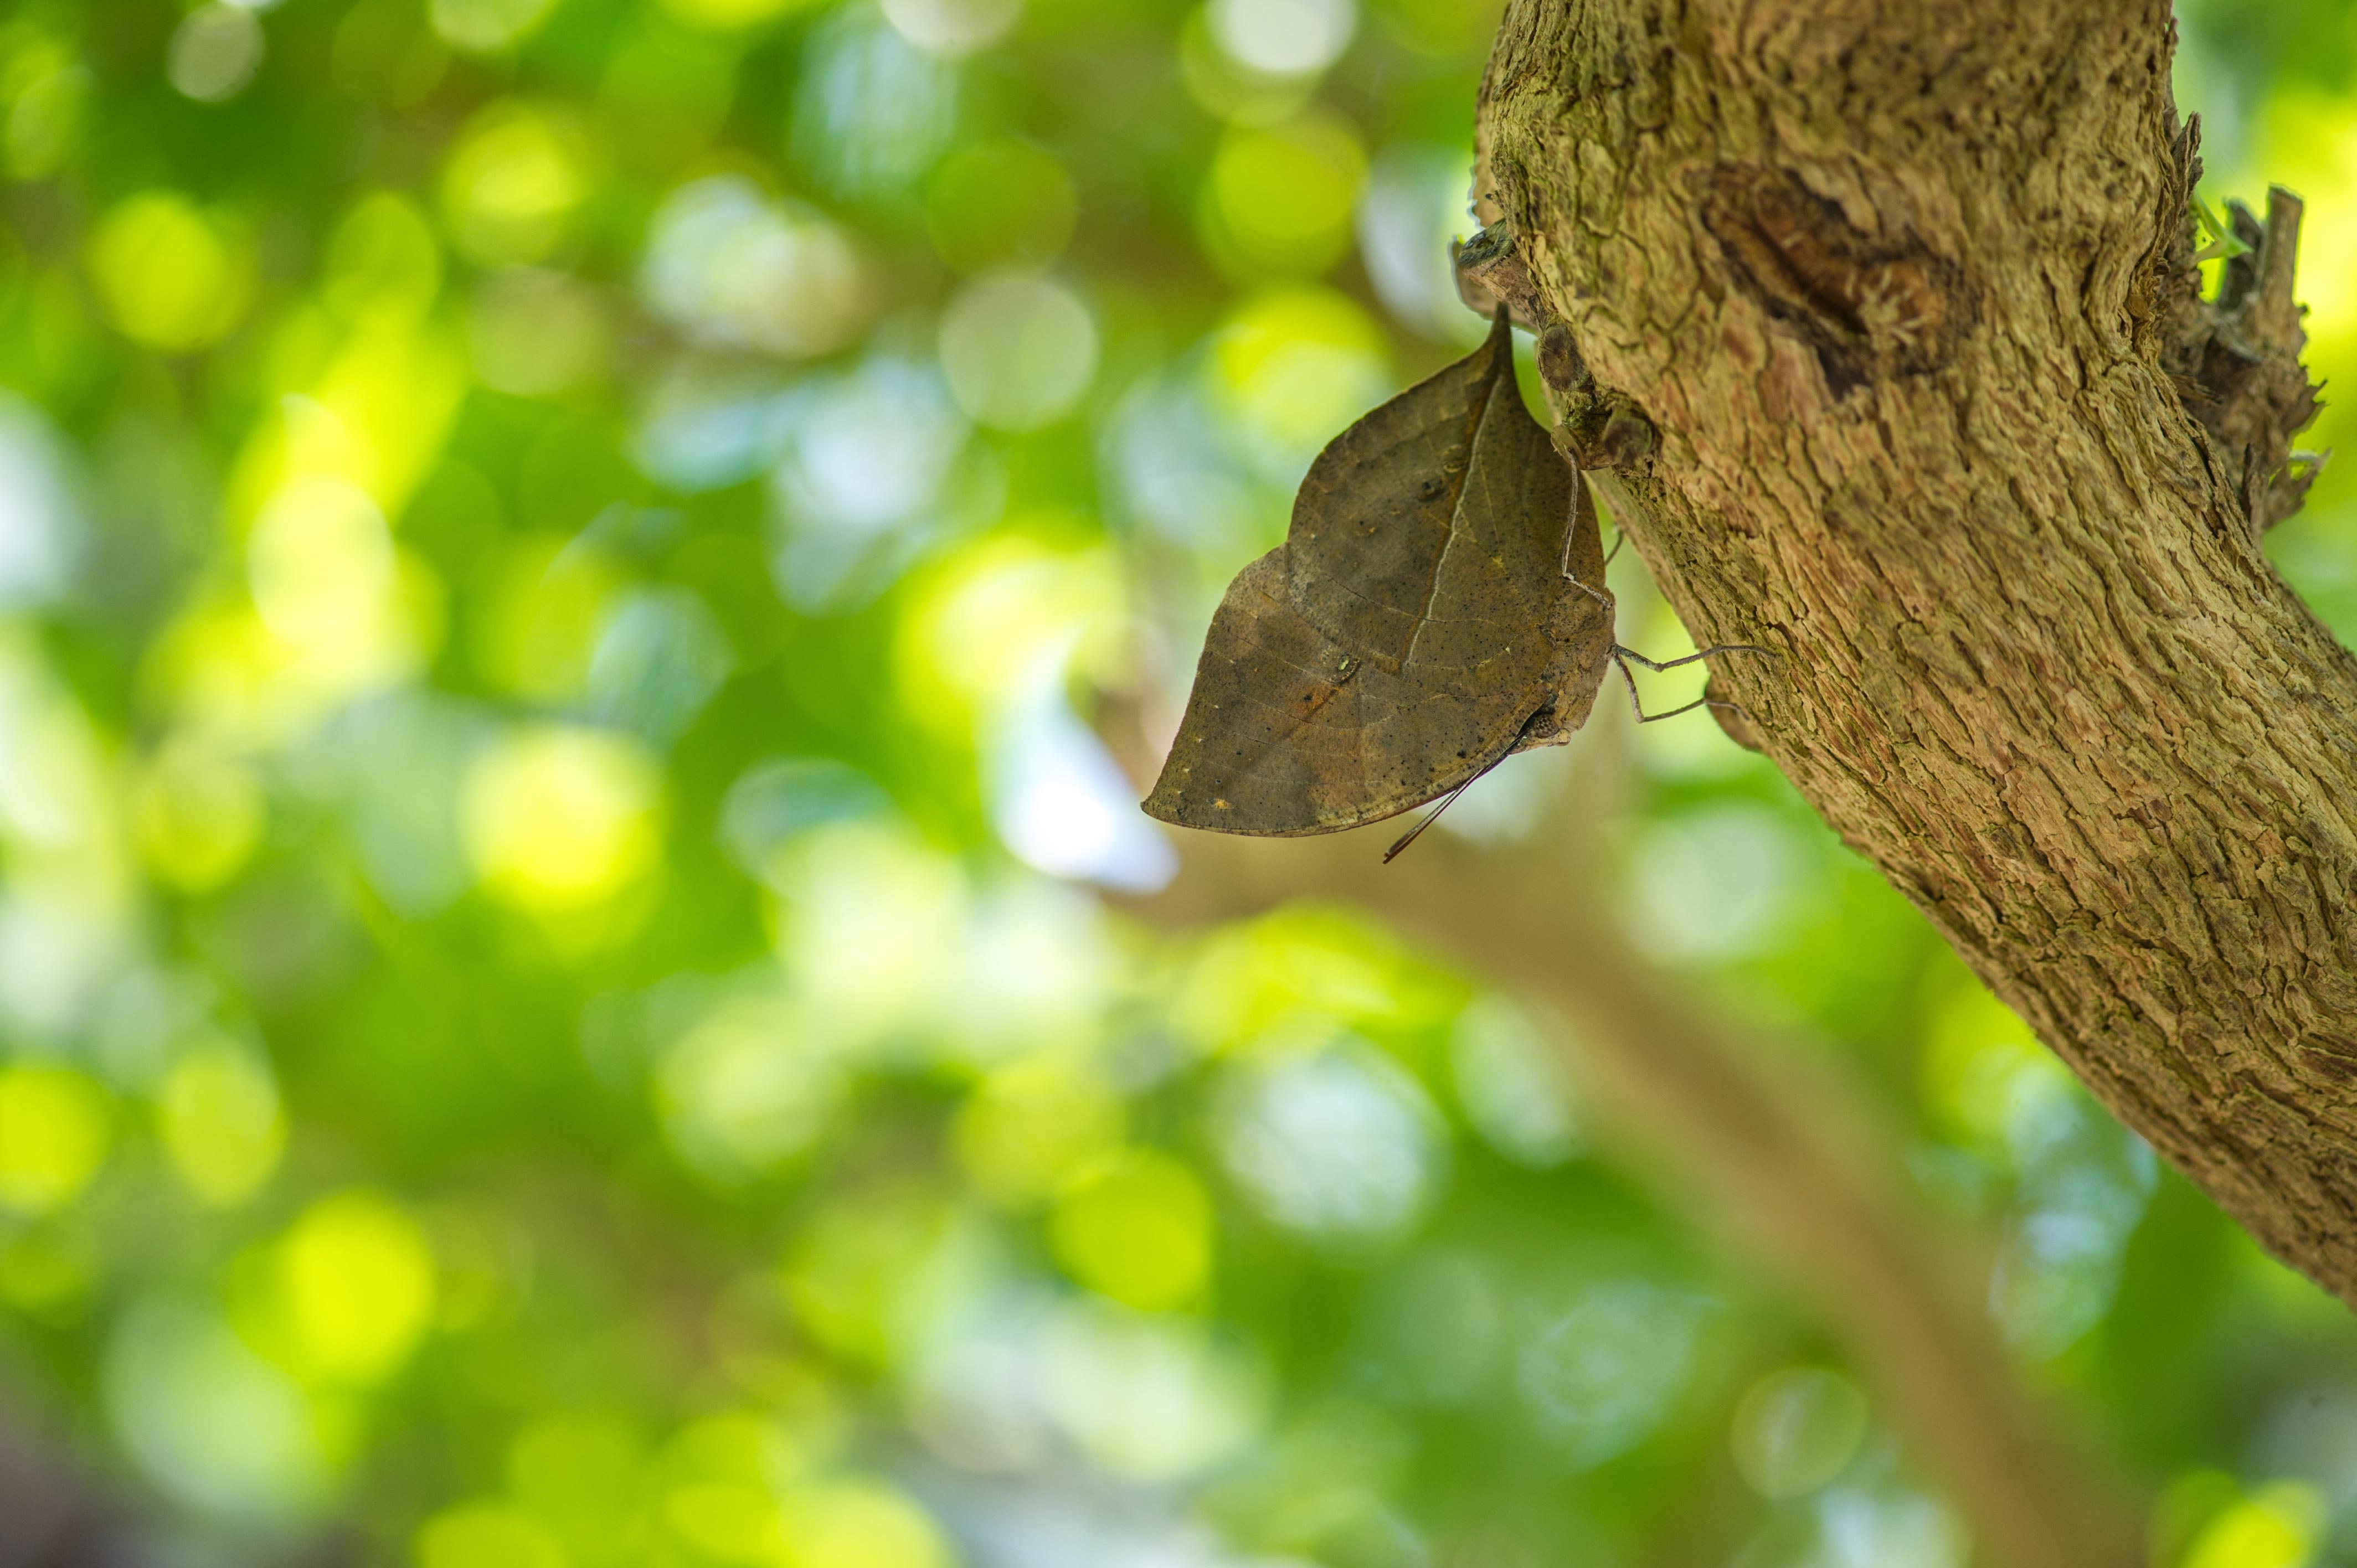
[1383,782,1469,863]
[1383,771,1486,863]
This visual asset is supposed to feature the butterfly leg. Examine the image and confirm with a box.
[1612,642,1772,672]
[1559,528,1612,610]
[1609,643,1774,724]
[1560,527,1625,609]
[1610,656,1713,723]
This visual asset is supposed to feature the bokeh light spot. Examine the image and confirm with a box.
[106,1296,328,1521]
[792,10,958,200]
[939,272,1099,431]
[666,1481,784,1561]
[1172,903,1450,1054]
[1219,1043,1444,1250]
[276,1189,437,1385]
[953,1055,1127,1204]
[1041,1302,1268,1479]
[0,1063,111,1214]
[1203,116,1367,276]
[219,470,441,716]
[1359,1251,1502,1407]
[508,1411,647,1542]
[1517,1281,1713,1469]
[766,354,975,612]
[1177,8,1318,126]
[157,1040,286,1206]
[1627,801,1807,961]
[1374,0,1496,56]
[1049,1148,1214,1311]
[325,192,445,323]
[641,176,876,359]
[3,44,87,178]
[1449,996,1582,1168]
[1210,286,1391,467]
[665,1412,803,1489]
[1919,982,2070,1154]
[986,679,1177,893]
[718,759,893,884]
[0,1225,96,1319]
[86,192,255,353]
[475,535,622,701]
[789,1479,956,1568]
[0,394,79,608]
[1358,141,1489,344]
[585,584,735,746]
[468,269,610,398]
[168,5,266,103]
[1730,1368,1869,1499]
[462,725,663,913]
[780,1187,953,1368]
[657,996,843,1184]
[1207,0,1356,77]
[133,735,265,893]
[2181,1481,2329,1568]
[248,476,397,649]
[926,140,1078,272]
[897,534,1126,728]
[416,1502,570,1568]
[880,0,1022,57]
[761,819,972,1048]
[440,103,585,267]
[658,0,827,30]
[429,0,561,55]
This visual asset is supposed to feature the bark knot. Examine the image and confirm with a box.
[1700,163,1973,398]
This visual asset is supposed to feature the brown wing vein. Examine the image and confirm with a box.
[1396,338,1506,674]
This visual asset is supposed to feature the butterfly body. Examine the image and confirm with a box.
[1144,311,1615,838]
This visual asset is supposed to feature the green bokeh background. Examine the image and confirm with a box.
[0,2,2354,1565]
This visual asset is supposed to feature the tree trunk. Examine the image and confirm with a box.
[1473,0,2357,1300]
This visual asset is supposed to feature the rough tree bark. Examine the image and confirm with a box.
[1470,1,2355,1298]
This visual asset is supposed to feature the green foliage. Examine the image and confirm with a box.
[0,3,2350,1566]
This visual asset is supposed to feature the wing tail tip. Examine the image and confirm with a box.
[1141,776,1229,831]
[1139,787,1185,827]
[1141,787,1246,834]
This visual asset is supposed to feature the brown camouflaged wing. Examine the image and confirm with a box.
[1143,311,1615,837]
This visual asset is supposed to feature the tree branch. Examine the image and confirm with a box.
[1474,0,2357,1301]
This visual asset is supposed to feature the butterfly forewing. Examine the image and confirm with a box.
[1284,326,1493,671]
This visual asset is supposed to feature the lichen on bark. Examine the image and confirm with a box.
[1474,0,2357,1301]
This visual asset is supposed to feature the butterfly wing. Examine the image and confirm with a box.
[1144,312,1592,836]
